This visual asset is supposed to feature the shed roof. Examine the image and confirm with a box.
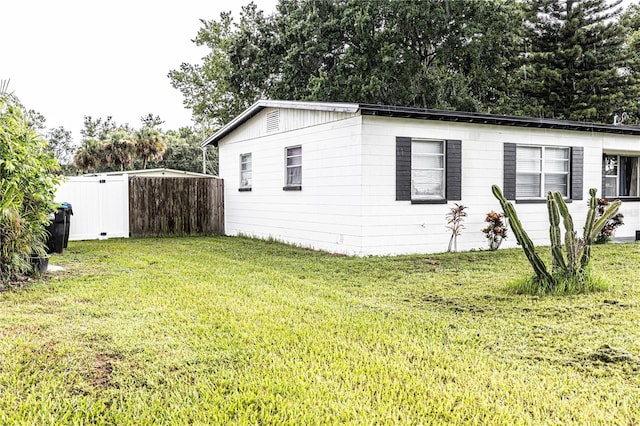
[83,168,215,178]
[201,100,640,147]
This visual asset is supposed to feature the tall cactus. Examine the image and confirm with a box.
[581,188,621,268]
[492,185,555,287]
[547,192,566,274]
[552,192,579,275]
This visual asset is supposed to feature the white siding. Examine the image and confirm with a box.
[218,107,640,256]
[218,111,364,255]
[359,116,634,255]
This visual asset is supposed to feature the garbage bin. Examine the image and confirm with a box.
[46,202,73,254]
[60,202,73,249]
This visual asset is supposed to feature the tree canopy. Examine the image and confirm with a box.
[169,0,640,127]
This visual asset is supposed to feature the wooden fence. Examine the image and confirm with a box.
[129,177,224,237]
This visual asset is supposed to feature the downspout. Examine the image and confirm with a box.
[202,146,207,174]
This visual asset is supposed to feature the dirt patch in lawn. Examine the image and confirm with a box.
[92,353,122,390]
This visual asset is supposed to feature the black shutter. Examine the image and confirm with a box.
[571,147,584,200]
[396,137,412,201]
[446,140,462,201]
[503,143,517,200]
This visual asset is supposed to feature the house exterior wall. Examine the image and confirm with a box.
[218,107,365,254]
[359,116,639,255]
[217,106,640,256]
[601,134,640,240]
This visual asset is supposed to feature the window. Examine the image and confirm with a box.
[396,137,461,203]
[285,145,302,189]
[603,155,640,197]
[411,140,445,200]
[516,146,570,198]
[239,153,252,190]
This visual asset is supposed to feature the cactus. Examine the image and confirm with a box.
[492,185,623,292]
[492,185,555,287]
[580,188,621,268]
[552,192,579,275]
[547,192,566,274]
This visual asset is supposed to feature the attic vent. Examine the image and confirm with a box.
[266,110,280,133]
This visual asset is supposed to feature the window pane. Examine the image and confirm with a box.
[630,158,639,196]
[413,154,443,169]
[240,153,251,188]
[620,156,639,196]
[412,140,443,154]
[604,156,618,176]
[287,166,301,185]
[240,171,252,187]
[546,159,568,173]
[604,176,618,197]
[546,147,569,160]
[287,156,301,166]
[412,170,444,198]
[287,146,301,157]
[545,174,568,196]
[516,173,541,198]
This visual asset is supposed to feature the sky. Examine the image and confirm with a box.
[2,0,636,144]
[1,0,278,142]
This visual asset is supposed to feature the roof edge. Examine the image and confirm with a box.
[358,104,640,136]
[202,101,640,148]
[201,100,360,147]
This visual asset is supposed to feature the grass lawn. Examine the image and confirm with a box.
[1,237,639,424]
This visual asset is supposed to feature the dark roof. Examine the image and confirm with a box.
[202,100,640,147]
[358,104,640,136]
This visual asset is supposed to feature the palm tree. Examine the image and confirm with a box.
[104,130,135,171]
[134,127,166,169]
[73,138,101,173]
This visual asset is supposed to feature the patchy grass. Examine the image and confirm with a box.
[0,237,639,424]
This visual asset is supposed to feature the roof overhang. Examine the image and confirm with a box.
[200,100,359,147]
[201,101,640,147]
[358,104,640,136]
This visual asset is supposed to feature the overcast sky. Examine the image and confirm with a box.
[2,1,635,143]
[1,0,278,142]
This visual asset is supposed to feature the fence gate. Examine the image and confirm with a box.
[128,177,224,237]
[54,176,130,240]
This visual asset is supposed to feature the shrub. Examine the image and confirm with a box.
[446,204,467,252]
[482,211,508,250]
[0,89,59,285]
[594,198,624,244]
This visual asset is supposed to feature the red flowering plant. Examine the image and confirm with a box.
[482,211,508,250]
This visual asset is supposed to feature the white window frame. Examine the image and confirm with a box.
[516,145,570,199]
[285,145,302,188]
[411,139,445,200]
[603,154,640,198]
[239,153,252,189]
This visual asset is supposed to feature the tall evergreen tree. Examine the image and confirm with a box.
[520,0,639,123]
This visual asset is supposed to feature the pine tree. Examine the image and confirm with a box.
[520,0,640,123]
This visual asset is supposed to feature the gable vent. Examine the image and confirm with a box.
[266,110,280,133]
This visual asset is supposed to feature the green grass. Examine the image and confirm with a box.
[1,237,639,424]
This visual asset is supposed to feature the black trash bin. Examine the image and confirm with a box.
[60,202,73,249]
[46,202,73,254]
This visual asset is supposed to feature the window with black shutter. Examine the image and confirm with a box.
[396,137,462,203]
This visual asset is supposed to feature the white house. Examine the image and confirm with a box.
[202,100,640,256]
